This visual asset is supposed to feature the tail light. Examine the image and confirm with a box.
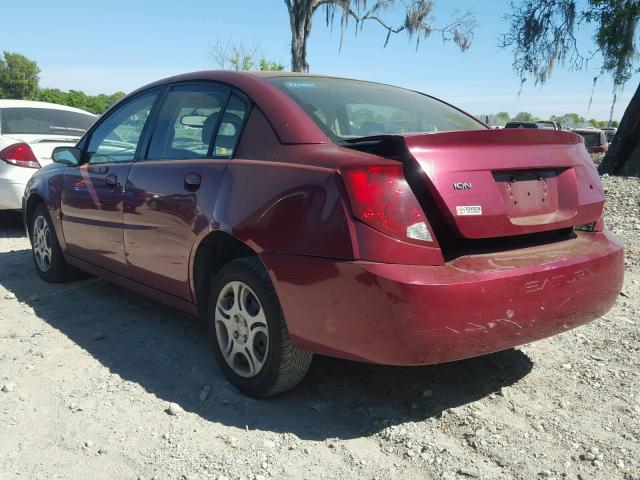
[340,164,434,244]
[0,143,41,169]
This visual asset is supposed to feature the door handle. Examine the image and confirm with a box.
[106,173,118,188]
[184,172,201,191]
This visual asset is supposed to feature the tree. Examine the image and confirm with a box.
[495,112,511,125]
[513,111,537,122]
[0,51,40,100]
[500,0,640,176]
[283,0,477,72]
[210,40,285,71]
[38,88,125,114]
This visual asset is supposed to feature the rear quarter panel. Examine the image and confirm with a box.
[209,108,356,259]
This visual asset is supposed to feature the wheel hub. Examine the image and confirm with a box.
[233,314,249,344]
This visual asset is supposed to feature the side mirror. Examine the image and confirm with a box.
[52,146,81,166]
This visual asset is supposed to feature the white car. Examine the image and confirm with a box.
[0,100,97,210]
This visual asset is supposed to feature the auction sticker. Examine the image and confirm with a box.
[456,205,483,216]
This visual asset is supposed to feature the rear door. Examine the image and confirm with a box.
[61,90,161,272]
[123,83,249,299]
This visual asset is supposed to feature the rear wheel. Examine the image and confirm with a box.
[207,257,313,397]
[30,203,77,283]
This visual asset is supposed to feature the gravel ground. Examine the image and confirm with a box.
[1,175,639,480]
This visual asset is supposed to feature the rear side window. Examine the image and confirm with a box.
[147,84,230,160]
[213,94,249,157]
[0,107,95,136]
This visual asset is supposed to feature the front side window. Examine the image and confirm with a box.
[147,84,230,160]
[87,91,159,164]
[0,108,95,136]
[268,76,485,142]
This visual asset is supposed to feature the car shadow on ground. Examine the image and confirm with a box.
[0,211,25,239]
[0,238,533,441]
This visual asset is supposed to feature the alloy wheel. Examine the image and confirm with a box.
[32,215,52,273]
[214,281,269,378]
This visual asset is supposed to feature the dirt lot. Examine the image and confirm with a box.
[1,176,639,480]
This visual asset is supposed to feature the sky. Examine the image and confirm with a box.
[1,0,638,120]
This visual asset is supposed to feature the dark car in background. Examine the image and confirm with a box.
[573,128,609,154]
[504,120,562,130]
[22,72,623,396]
[602,127,617,143]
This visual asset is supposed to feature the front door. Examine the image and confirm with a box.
[61,90,160,273]
[124,84,249,299]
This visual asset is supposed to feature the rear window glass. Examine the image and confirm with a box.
[505,122,538,129]
[576,132,602,146]
[0,107,95,136]
[268,77,485,142]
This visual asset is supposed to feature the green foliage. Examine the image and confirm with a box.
[0,50,124,114]
[481,111,513,125]
[37,88,126,114]
[259,58,285,71]
[500,0,639,90]
[0,51,41,100]
[285,1,477,72]
[480,111,619,128]
[211,40,286,71]
[584,0,640,86]
[512,111,537,122]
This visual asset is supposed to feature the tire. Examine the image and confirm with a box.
[30,203,78,283]
[207,257,313,397]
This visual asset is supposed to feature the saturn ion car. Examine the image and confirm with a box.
[22,72,623,396]
[0,100,96,210]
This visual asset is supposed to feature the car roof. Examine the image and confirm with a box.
[573,128,603,133]
[125,70,331,144]
[125,70,487,144]
[0,99,96,116]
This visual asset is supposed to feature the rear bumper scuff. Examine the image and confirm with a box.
[261,231,624,365]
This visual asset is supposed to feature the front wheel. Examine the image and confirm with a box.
[30,203,78,283]
[207,257,313,397]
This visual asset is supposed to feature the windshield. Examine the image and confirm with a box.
[268,77,485,142]
[0,107,95,136]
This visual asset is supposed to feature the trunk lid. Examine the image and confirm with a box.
[402,129,603,239]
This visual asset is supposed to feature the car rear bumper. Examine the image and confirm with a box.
[0,162,35,210]
[261,231,623,365]
[0,177,27,210]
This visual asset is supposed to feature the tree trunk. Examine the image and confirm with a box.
[285,0,313,72]
[599,81,640,177]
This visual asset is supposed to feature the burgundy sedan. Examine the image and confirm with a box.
[23,72,623,396]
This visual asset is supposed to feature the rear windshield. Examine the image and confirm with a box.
[268,76,485,142]
[576,131,602,146]
[505,122,538,129]
[0,107,95,136]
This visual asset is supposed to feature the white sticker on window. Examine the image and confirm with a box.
[456,205,482,216]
